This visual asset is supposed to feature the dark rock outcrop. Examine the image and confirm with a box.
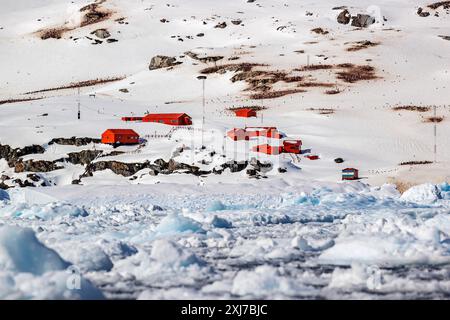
[337,9,351,24]
[0,182,9,190]
[82,158,210,178]
[48,137,101,146]
[351,14,376,28]
[184,51,224,64]
[417,7,431,17]
[65,150,102,165]
[149,55,182,70]
[0,144,45,166]
[14,160,63,173]
[214,22,227,29]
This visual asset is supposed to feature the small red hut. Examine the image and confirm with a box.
[142,113,192,125]
[282,140,302,154]
[342,168,359,180]
[101,129,140,145]
[234,108,257,118]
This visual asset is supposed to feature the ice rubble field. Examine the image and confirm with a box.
[0,181,449,299]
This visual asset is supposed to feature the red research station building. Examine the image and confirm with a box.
[233,108,257,118]
[101,129,140,145]
[142,113,192,125]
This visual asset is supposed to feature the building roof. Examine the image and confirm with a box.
[234,108,255,113]
[143,113,191,120]
[104,129,139,135]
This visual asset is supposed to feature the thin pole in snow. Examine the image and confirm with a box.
[197,75,207,149]
[77,87,81,120]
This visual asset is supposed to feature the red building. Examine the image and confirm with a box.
[252,144,283,155]
[121,117,143,122]
[234,108,257,118]
[282,140,302,154]
[101,129,140,145]
[142,113,192,125]
[227,128,249,141]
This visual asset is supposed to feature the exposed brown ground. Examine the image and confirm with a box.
[0,97,44,105]
[199,60,378,100]
[335,65,377,83]
[400,161,433,165]
[250,89,306,100]
[37,1,114,40]
[392,106,431,112]
[227,106,267,111]
[346,40,380,52]
[25,77,126,94]
[295,64,333,72]
[428,1,450,9]
[307,108,335,115]
[325,88,341,95]
[424,116,444,123]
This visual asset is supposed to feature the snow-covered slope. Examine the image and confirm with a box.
[0,0,449,187]
[1,0,450,300]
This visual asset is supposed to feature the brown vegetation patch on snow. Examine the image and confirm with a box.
[39,27,72,40]
[38,1,114,40]
[400,161,433,166]
[307,108,335,115]
[335,65,377,83]
[227,106,267,111]
[311,27,329,35]
[427,1,450,9]
[250,89,305,100]
[325,88,341,95]
[346,40,380,52]
[0,97,44,105]
[25,77,125,94]
[200,63,266,74]
[295,64,333,72]
[424,116,444,123]
[298,82,335,88]
[392,106,431,112]
[79,1,113,27]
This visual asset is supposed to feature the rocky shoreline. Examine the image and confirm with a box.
[0,138,275,189]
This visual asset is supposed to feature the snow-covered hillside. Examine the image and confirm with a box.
[0,0,450,299]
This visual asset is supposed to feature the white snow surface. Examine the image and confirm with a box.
[0,181,449,299]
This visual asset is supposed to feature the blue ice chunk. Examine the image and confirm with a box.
[155,214,206,235]
[207,200,227,211]
[0,190,9,202]
[211,216,233,228]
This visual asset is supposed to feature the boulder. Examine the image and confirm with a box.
[214,22,227,29]
[351,14,376,28]
[417,7,431,17]
[149,55,181,70]
[91,28,110,39]
[337,9,351,24]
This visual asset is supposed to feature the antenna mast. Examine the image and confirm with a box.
[77,87,81,120]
